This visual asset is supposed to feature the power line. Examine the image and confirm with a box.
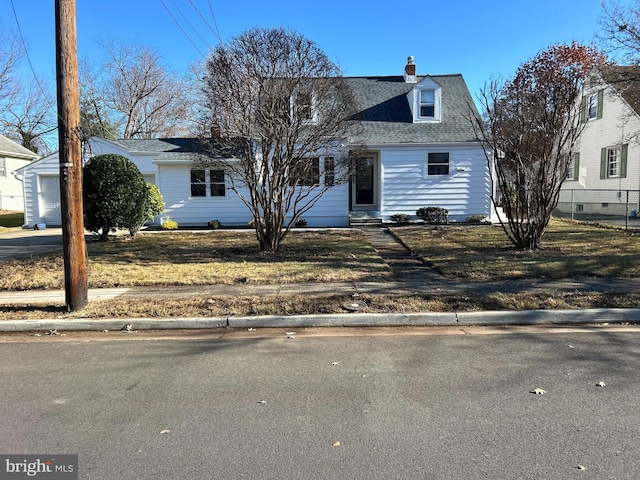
[159,0,206,56]
[207,1,223,44]
[169,0,210,48]
[8,0,58,140]
[188,0,222,44]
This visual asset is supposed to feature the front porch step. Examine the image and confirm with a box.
[350,217,383,226]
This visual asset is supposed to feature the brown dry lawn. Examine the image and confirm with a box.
[2,219,640,320]
[391,219,640,280]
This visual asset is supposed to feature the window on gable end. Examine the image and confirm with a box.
[600,144,628,179]
[566,153,579,181]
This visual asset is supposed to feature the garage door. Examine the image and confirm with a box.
[40,175,61,226]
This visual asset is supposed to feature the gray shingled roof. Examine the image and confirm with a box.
[601,66,640,117]
[104,74,480,154]
[0,134,38,159]
[109,137,241,162]
[345,75,481,144]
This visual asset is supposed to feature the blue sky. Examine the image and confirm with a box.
[1,0,618,103]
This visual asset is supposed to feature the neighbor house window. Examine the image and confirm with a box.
[0,158,5,177]
[427,152,450,176]
[191,168,225,197]
[566,153,579,181]
[600,144,628,179]
[588,94,598,119]
[607,147,620,177]
[582,90,603,122]
[420,90,435,118]
[290,158,320,186]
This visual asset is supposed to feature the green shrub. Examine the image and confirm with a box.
[389,213,410,224]
[208,219,221,229]
[145,183,165,221]
[416,207,449,224]
[294,218,307,227]
[83,154,149,240]
[466,215,488,224]
[161,218,178,230]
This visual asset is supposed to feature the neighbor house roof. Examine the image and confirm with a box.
[600,65,640,116]
[0,134,39,160]
[345,74,481,145]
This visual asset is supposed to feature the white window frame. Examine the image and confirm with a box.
[0,158,5,178]
[190,168,226,198]
[427,152,450,176]
[409,79,442,123]
[419,89,436,118]
[607,147,620,178]
[292,90,317,125]
[588,93,598,119]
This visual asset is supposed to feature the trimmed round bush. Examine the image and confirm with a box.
[83,154,149,240]
[416,207,449,224]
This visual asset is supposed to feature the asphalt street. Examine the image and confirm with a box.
[1,326,639,479]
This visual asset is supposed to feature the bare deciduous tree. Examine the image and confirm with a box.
[99,41,189,139]
[200,27,359,252]
[2,75,57,154]
[598,0,640,65]
[0,22,22,100]
[472,43,605,250]
[0,24,56,154]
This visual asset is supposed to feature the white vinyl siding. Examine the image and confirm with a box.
[379,145,490,222]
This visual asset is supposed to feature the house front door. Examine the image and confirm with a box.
[353,156,377,208]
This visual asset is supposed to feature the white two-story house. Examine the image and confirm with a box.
[559,66,640,217]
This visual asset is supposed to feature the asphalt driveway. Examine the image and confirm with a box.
[0,228,64,262]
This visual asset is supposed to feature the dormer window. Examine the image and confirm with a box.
[420,90,435,118]
[292,90,317,124]
[407,76,442,123]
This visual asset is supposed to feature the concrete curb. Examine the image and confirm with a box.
[1,309,640,332]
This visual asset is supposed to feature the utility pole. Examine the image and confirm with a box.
[55,0,88,311]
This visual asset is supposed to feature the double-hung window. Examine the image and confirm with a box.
[290,158,320,186]
[420,90,435,118]
[427,152,450,176]
[607,147,620,177]
[566,153,579,181]
[600,144,628,179]
[588,94,598,119]
[324,156,335,186]
[191,168,226,197]
[0,158,5,178]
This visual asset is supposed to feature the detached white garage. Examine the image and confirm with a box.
[17,153,63,227]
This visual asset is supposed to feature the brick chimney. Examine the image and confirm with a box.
[404,56,416,83]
